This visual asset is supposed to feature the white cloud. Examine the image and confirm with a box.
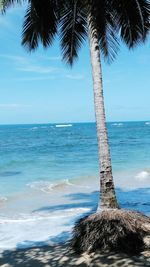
[15,76,56,81]
[0,54,84,81]
[64,74,84,80]
[0,16,14,30]
[17,65,58,74]
[40,56,61,61]
[0,104,31,108]
[0,54,60,74]
[47,56,61,61]
[0,54,27,64]
[113,105,145,111]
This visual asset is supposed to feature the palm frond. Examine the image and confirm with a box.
[22,0,58,51]
[111,0,150,48]
[89,0,120,63]
[0,0,24,12]
[59,0,87,66]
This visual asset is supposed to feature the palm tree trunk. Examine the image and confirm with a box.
[87,16,119,210]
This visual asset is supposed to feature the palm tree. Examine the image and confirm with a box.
[1,0,150,254]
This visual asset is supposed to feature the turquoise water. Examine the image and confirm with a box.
[0,122,150,250]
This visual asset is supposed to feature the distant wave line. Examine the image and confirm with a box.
[55,124,72,128]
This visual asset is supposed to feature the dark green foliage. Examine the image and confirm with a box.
[60,0,87,65]
[72,209,150,254]
[1,0,150,64]
[0,0,24,12]
[22,0,58,50]
[111,0,150,47]
[88,0,120,62]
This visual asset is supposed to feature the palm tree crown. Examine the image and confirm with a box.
[1,0,150,64]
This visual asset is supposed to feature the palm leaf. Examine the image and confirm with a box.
[0,0,24,11]
[89,0,120,62]
[111,0,150,48]
[22,0,58,51]
[59,0,87,66]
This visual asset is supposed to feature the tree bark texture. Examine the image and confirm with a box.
[87,15,119,210]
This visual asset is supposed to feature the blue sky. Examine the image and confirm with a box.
[0,5,150,124]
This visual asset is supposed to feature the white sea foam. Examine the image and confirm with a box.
[27,179,74,193]
[51,179,74,189]
[29,127,39,131]
[135,171,149,181]
[55,124,72,128]
[27,181,53,192]
[0,208,90,224]
[145,122,150,125]
[27,179,90,193]
[0,207,90,251]
[112,123,123,126]
[0,197,7,203]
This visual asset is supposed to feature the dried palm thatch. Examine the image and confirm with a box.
[72,209,150,255]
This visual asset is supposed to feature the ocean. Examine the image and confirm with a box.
[0,122,150,251]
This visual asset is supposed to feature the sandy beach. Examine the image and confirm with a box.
[0,123,150,266]
[0,244,150,267]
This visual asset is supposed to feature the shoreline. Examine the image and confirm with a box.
[0,187,150,252]
[0,243,150,267]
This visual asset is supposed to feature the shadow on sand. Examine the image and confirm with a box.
[0,188,150,266]
[33,191,99,213]
[32,187,150,214]
[0,243,150,267]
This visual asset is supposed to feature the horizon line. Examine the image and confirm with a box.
[0,119,150,126]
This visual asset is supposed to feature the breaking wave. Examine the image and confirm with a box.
[29,127,39,131]
[27,179,90,193]
[0,197,7,204]
[27,179,74,193]
[112,123,123,126]
[55,124,72,128]
[0,207,90,250]
[135,171,150,181]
